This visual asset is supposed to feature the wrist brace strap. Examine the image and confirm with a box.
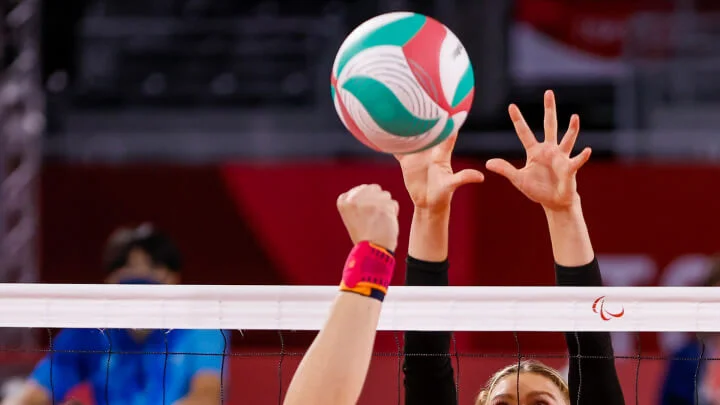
[339,241,395,302]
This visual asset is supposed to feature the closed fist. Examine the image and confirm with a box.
[337,184,399,252]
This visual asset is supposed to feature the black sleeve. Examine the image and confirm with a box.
[403,256,457,405]
[556,259,625,405]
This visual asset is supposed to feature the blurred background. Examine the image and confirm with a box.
[2,0,720,403]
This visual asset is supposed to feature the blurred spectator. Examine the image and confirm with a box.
[3,225,228,405]
[659,256,720,405]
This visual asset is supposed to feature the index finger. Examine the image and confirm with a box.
[508,104,538,150]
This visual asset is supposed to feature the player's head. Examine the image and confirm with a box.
[476,360,570,405]
[102,223,182,285]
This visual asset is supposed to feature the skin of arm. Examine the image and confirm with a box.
[172,329,230,405]
[485,90,594,266]
[408,208,451,261]
[283,184,399,405]
[398,131,483,262]
[2,383,50,405]
[284,293,382,405]
[544,199,594,267]
[173,374,222,405]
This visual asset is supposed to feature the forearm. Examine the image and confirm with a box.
[406,207,452,358]
[404,260,456,405]
[550,204,624,405]
[404,257,452,356]
[285,240,394,405]
[404,208,457,405]
[2,383,50,405]
[544,198,594,267]
[175,374,222,405]
[284,292,381,405]
[558,260,615,358]
[408,208,450,262]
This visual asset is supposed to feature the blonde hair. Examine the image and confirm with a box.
[475,360,570,405]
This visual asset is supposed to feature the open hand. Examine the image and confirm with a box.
[395,134,484,212]
[486,90,591,212]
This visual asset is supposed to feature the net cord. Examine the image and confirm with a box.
[1,285,720,331]
[277,331,284,405]
[393,332,401,405]
[696,337,706,405]
[573,332,582,405]
[105,330,112,405]
[514,332,521,405]
[635,332,642,405]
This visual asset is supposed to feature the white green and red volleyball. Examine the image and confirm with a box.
[331,12,475,154]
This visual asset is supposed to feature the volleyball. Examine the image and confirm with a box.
[331,12,475,154]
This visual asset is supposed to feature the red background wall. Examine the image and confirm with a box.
[37,161,720,404]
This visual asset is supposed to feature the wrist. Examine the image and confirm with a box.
[413,206,450,222]
[340,241,395,302]
[408,207,450,262]
[544,198,586,236]
[543,195,582,218]
[543,197,594,266]
[363,236,397,253]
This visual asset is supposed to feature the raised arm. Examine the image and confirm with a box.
[396,134,483,405]
[486,90,625,405]
[284,184,399,405]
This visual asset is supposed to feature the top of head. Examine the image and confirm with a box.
[331,12,475,155]
[103,224,182,275]
[476,361,570,405]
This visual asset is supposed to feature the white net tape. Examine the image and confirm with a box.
[0,284,717,332]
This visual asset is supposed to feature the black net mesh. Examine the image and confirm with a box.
[0,329,712,405]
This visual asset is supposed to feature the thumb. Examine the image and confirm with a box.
[448,168,484,191]
[486,159,520,183]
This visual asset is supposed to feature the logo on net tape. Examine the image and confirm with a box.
[592,296,625,321]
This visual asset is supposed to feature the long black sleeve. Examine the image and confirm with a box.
[403,256,457,405]
[556,259,625,405]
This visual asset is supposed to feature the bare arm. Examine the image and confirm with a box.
[408,209,450,261]
[284,292,383,405]
[544,199,593,266]
[174,374,222,405]
[2,383,50,405]
[284,184,399,405]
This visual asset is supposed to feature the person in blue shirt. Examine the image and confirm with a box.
[4,225,228,405]
[660,257,720,405]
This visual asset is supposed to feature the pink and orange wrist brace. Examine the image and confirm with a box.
[340,241,395,302]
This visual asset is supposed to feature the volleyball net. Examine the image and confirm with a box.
[0,283,717,404]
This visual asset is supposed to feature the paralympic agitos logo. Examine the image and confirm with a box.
[592,296,625,321]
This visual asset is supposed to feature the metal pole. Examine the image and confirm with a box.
[0,0,44,348]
